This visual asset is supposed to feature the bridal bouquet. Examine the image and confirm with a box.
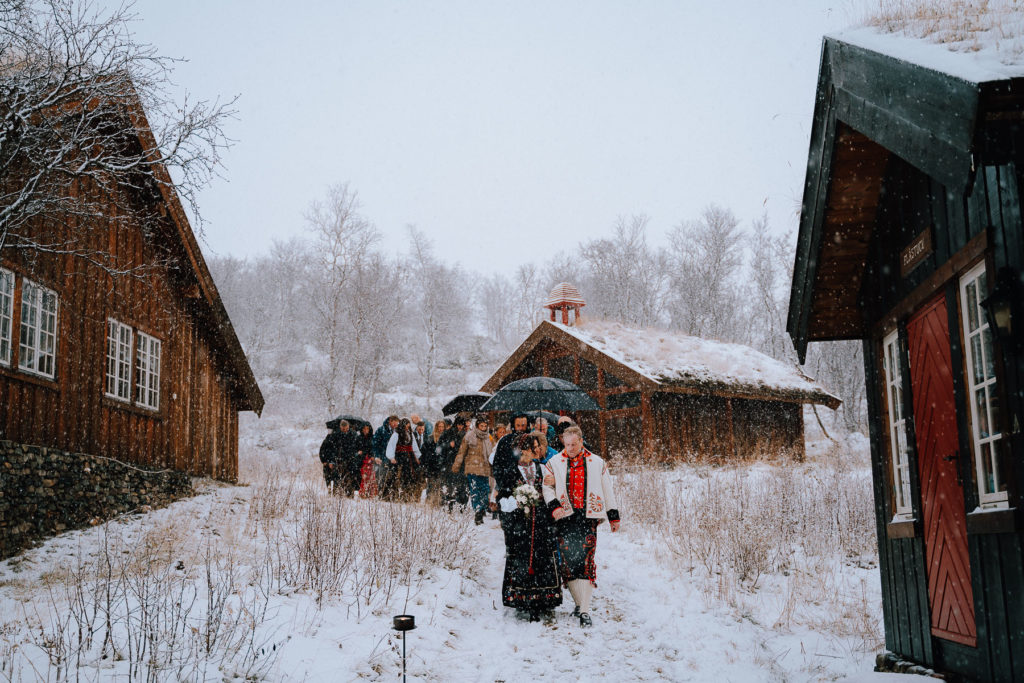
[513,483,542,510]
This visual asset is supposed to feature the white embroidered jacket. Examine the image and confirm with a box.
[541,449,618,523]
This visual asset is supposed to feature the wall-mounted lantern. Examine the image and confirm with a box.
[981,267,1019,345]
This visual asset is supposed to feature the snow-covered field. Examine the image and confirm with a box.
[0,412,890,682]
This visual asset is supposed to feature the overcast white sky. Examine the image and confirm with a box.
[120,1,866,275]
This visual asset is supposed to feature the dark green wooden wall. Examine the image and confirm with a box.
[858,128,1024,681]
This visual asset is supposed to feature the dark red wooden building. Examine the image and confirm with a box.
[483,285,838,461]
[788,32,1024,681]
[0,94,262,481]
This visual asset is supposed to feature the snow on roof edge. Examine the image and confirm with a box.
[546,320,840,408]
[831,25,1024,85]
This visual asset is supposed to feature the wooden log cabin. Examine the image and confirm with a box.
[0,92,262,482]
[482,284,839,461]
[788,31,1024,681]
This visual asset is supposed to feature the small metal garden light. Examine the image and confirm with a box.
[981,267,1019,346]
[392,614,415,682]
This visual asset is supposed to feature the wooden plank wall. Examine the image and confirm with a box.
[502,342,808,462]
[0,175,243,481]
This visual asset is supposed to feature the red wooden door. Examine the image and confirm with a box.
[906,294,977,647]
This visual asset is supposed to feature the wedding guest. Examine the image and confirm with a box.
[543,425,620,627]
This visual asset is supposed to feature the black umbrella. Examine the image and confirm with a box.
[442,392,493,416]
[326,414,370,431]
[479,377,600,413]
[525,410,562,425]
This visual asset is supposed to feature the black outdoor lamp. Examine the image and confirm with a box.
[393,614,416,682]
[981,267,1019,344]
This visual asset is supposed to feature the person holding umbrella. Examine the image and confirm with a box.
[543,424,620,628]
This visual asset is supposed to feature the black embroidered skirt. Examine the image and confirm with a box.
[500,507,562,611]
[556,512,600,586]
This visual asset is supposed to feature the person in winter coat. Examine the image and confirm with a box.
[373,415,399,496]
[318,423,344,492]
[451,414,494,524]
[495,431,562,621]
[421,419,448,504]
[356,423,378,498]
[386,418,422,501]
[542,425,620,628]
[440,417,469,508]
[336,421,362,496]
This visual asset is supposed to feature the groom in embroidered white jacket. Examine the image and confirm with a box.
[541,425,620,627]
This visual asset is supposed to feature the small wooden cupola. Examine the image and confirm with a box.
[544,282,585,326]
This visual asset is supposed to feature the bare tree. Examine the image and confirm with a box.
[406,226,469,408]
[748,214,795,361]
[305,183,378,413]
[0,0,235,269]
[579,214,668,326]
[477,272,516,350]
[666,204,746,341]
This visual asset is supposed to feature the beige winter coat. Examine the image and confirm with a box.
[452,428,493,477]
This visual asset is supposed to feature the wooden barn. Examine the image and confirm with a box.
[788,32,1024,681]
[483,284,839,461]
[0,92,262,482]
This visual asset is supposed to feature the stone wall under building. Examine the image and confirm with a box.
[0,440,193,559]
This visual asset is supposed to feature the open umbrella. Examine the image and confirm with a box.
[442,392,493,416]
[479,377,600,413]
[326,414,370,431]
[525,409,562,424]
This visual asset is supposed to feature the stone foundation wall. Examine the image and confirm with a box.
[0,440,193,559]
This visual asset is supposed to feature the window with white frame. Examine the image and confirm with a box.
[135,331,160,410]
[0,268,12,366]
[882,330,914,519]
[960,262,1007,508]
[18,279,58,378]
[105,319,133,401]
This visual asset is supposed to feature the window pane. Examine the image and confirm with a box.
[982,327,995,380]
[971,335,985,384]
[981,442,996,495]
[988,387,1000,439]
[976,388,990,438]
[966,281,979,331]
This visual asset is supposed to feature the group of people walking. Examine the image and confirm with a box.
[318,411,620,627]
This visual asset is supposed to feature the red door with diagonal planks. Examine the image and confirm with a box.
[906,293,977,647]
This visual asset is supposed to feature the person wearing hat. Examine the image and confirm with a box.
[543,424,620,628]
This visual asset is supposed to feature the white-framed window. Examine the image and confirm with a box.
[0,268,12,365]
[18,279,58,378]
[882,329,914,519]
[135,331,160,410]
[960,262,1007,508]
[105,319,133,401]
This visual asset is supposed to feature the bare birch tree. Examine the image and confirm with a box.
[406,226,469,408]
[305,183,378,413]
[666,204,746,341]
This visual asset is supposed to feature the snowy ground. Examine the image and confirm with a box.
[1,433,890,682]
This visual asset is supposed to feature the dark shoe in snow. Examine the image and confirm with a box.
[474,509,485,525]
[572,606,580,618]
[579,612,592,627]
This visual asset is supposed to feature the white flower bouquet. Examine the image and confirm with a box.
[513,483,541,510]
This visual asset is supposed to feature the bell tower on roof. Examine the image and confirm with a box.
[544,282,585,326]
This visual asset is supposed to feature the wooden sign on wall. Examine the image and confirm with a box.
[901,227,933,278]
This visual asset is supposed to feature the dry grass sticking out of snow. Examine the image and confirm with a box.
[0,459,483,682]
[615,443,883,658]
[864,0,1024,59]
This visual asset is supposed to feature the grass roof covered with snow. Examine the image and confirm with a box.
[550,320,839,407]
[843,0,1024,82]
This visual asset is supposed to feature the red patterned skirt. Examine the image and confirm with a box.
[359,455,378,498]
[556,513,599,586]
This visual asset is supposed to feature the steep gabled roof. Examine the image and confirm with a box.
[125,94,263,415]
[483,320,839,409]
[787,29,1024,363]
